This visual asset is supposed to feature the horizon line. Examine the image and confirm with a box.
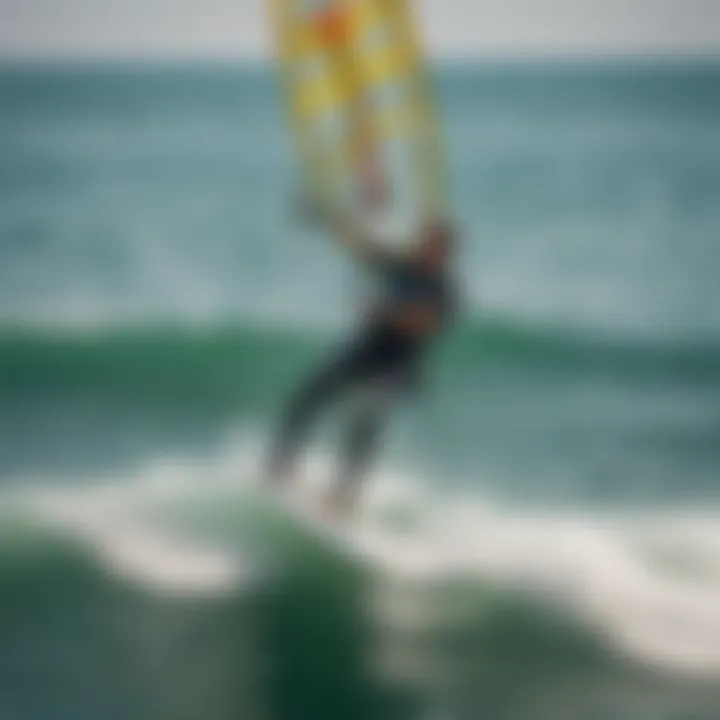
[2,49,720,65]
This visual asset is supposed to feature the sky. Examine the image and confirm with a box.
[1,0,720,59]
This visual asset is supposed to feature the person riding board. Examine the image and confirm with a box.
[266,199,459,518]
[268,38,457,517]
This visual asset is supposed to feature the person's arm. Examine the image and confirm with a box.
[329,211,395,266]
[322,205,409,269]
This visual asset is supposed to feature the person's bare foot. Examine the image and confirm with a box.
[322,484,357,523]
[266,459,294,493]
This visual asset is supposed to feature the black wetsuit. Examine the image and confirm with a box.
[269,257,457,485]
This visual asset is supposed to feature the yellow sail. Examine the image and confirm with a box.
[269,0,448,247]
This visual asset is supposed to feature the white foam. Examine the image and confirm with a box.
[356,478,720,679]
[6,440,720,678]
[9,444,263,598]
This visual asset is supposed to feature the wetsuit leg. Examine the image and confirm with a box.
[337,380,397,488]
[268,348,361,479]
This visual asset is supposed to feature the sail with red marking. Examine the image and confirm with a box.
[269,0,449,249]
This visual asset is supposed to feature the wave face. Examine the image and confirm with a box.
[3,452,720,720]
[3,318,720,399]
[2,318,719,507]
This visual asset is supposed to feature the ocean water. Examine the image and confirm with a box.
[1,61,720,719]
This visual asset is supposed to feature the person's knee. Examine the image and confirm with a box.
[353,377,397,416]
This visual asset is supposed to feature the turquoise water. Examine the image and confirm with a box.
[1,62,720,719]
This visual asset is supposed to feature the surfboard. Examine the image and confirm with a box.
[269,0,449,250]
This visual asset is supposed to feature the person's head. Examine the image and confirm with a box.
[415,218,456,269]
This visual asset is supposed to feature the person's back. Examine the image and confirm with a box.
[367,240,456,343]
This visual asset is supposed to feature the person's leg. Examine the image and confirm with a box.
[267,349,358,484]
[326,378,399,516]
